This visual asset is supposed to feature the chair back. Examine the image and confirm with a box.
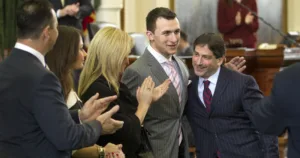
[129,33,149,56]
[88,22,118,40]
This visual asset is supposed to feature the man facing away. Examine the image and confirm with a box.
[0,0,123,157]
[185,33,278,158]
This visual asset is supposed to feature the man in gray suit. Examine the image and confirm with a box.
[122,7,189,158]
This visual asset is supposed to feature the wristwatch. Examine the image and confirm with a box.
[97,146,105,158]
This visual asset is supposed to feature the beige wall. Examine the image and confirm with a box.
[287,0,300,31]
[124,0,170,33]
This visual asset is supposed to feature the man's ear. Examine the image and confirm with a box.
[218,55,226,66]
[146,31,154,41]
[42,25,50,40]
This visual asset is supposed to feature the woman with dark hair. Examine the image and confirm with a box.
[217,0,259,48]
[45,25,124,158]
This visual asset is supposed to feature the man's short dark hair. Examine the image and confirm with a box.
[146,7,177,33]
[17,0,53,39]
[193,33,226,59]
[180,30,188,42]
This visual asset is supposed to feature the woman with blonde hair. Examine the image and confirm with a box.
[46,25,124,158]
[78,27,170,158]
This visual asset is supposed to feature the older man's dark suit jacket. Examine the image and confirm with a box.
[252,63,300,158]
[0,48,101,158]
[49,0,93,29]
[186,66,278,158]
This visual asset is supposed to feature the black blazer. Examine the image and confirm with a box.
[81,76,141,158]
[0,48,101,158]
[49,0,93,29]
[252,63,300,158]
[186,66,278,158]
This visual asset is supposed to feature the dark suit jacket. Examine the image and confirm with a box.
[80,75,141,158]
[0,48,101,158]
[49,0,93,29]
[186,66,278,158]
[252,63,300,158]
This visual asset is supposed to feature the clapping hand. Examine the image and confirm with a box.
[104,143,125,158]
[79,93,117,122]
[152,79,171,102]
[224,56,246,73]
[235,11,241,25]
[245,12,254,24]
[97,105,124,135]
[136,76,155,106]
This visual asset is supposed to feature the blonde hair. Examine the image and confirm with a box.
[78,27,133,96]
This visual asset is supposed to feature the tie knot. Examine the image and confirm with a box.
[203,80,210,87]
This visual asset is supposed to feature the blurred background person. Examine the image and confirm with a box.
[45,25,125,158]
[49,0,93,30]
[78,27,170,158]
[217,0,259,48]
[177,30,193,56]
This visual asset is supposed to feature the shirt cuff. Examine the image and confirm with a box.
[56,9,61,18]
[78,109,83,124]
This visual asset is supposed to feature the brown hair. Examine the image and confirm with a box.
[146,7,177,33]
[45,25,81,100]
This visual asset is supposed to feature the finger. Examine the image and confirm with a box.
[237,59,246,68]
[84,93,99,106]
[117,144,122,149]
[229,56,239,65]
[141,77,149,90]
[136,86,140,98]
[149,78,155,90]
[100,105,120,121]
[97,95,117,105]
[163,79,171,88]
[110,118,124,129]
[238,65,246,73]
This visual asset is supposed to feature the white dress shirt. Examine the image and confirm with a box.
[198,67,221,107]
[15,42,46,67]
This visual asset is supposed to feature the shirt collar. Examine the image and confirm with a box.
[15,42,46,67]
[199,66,221,85]
[147,45,172,64]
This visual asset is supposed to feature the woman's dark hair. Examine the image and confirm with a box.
[45,26,81,100]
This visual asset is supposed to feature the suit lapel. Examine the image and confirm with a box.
[143,50,180,107]
[210,66,229,114]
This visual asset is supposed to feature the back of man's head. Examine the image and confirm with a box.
[17,0,53,39]
[193,33,226,59]
[180,30,188,42]
[146,7,177,33]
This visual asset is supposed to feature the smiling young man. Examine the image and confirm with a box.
[185,33,278,158]
[121,7,190,158]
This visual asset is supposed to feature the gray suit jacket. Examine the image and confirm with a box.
[122,49,190,158]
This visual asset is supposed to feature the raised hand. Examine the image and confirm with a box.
[96,105,124,135]
[235,11,241,26]
[152,79,171,102]
[224,56,246,73]
[79,93,117,122]
[136,76,155,107]
[245,12,254,24]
